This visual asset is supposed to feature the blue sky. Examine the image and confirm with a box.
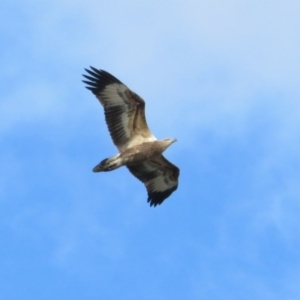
[1,0,300,299]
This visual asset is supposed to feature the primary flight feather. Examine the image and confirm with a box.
[82,67,179,206]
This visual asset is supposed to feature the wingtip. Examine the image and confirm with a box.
[147,186,178,207]
[82,66,123,94]
[89,66,100,73]
[147,197,162,207]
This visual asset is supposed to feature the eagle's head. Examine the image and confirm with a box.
[161,138,177,150]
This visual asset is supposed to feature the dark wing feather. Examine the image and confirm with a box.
[127,155,179,207]
[82,67,156,151]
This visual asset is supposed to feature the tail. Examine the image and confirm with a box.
[92,155,123,172]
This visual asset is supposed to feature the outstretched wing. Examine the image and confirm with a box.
[82,67,156,151]
[127,155,179,207]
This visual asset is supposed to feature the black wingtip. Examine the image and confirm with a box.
[147,187,177,207]
[82,67,123,94]
[149,201,160,208]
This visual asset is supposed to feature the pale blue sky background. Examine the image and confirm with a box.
[1,0,300,299]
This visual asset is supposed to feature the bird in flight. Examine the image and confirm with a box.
[82,67,179,206]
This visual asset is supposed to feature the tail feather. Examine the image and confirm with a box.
[93,155,122,172]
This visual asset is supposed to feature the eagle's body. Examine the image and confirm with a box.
[94,140,175,172]
[82,67,179,206]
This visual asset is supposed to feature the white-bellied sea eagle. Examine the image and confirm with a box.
[82,67,179,207]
